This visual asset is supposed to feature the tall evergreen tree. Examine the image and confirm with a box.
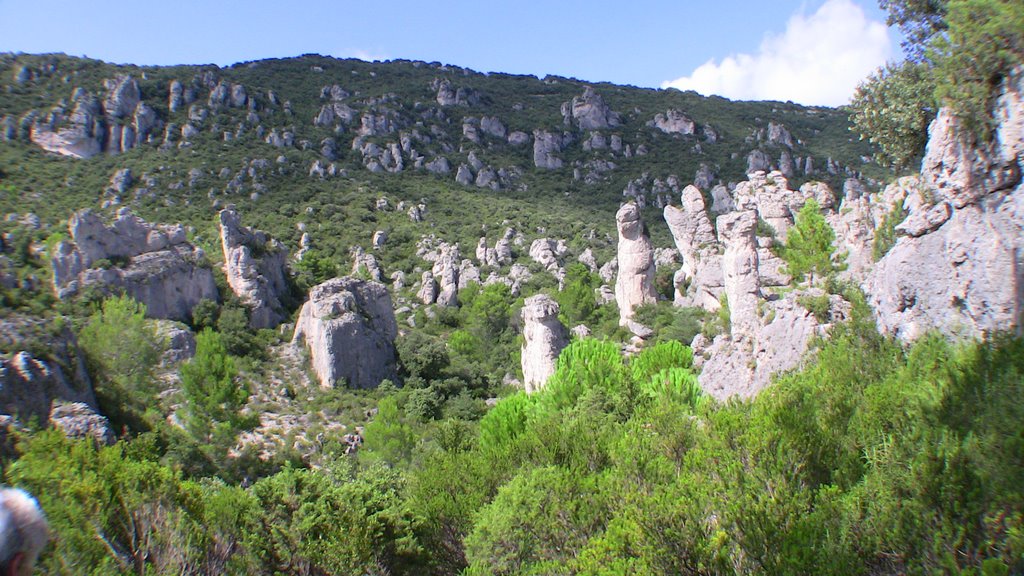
[782,199,842,285]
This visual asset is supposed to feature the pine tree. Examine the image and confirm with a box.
[782,199,843,285]
[179,329,249,444]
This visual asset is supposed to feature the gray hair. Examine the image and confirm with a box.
[0,488,49,570]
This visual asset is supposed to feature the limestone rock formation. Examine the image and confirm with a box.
[865,70,1024,341]
[351,246,385,282]
[533,130,567,169]
[664,185,723,309]
[476,237,498,268]
[528,238,567,273]
[766,121,794,148]
[718,210,761,338]
[746,149,772,174]
[614,203,657,324]
[733,171,803,241]
[710,185,735,214]
[51,209,217,322]
[568,87,621,130]
[292,277,399,389]
[459,259,482,290]
[495,228,516,264]
[520,295,569,394]
[0,317,111,443]
[219,208,289,329]
[48,401,115,443]
[418,271,439,304]
[30,75,163,158]
[649,109,696,135]
[697,290,848,400]
[154,320,197,366]
[432,243,461,307]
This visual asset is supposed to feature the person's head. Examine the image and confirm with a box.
[0,489,48,576]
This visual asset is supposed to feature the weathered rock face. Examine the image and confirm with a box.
[766,121,794,148]
[865,70,1024,341]
[569,87,621,130]
[696,290,848,400]
[528,238,567,273]
[418,271,439,304]
[649,109,695,135]
[351,246,384,282]
[746,149,772,174]
[476,237,498,268]
[219,208,289,329]
[0,317,112,443]
[664,185,721,308]
[495,228,516,265]
[717,210,761,339]
[732,171,829,242]
[614,203,657,324]
[292,277,398,389]
[710,185,735,214]
[828,187,876,282]
[51,209,217,322]
[432,243,461,307]
[154,320,196,366]
[30,75,163,158]
[434,78,480,107]
[533,130,567,169]
[520,295,569,394]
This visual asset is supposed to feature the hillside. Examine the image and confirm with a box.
[0,52,881,255]
[1,39,1023,576]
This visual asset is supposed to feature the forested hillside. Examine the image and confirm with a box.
[1,0,1023,574]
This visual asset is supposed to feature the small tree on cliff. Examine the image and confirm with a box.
[782,199,844,285]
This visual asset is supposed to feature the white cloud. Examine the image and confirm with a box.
[336,48,389,62]
[661,0,892,106]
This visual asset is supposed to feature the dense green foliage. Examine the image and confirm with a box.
[179,329,252,446]
[781,198,843,284]
[77,295,163,431]
[852,0,1024,166]
[6,313,1024,574]
[850,61,936,169]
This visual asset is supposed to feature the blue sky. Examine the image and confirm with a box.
[0,0,897,106]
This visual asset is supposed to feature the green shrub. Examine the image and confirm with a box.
[798,292,832,323]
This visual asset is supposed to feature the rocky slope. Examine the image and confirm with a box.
[1,52,1021,432]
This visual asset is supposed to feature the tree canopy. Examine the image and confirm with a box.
[851,0,1024,167]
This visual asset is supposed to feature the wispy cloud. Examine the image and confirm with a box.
[661,0,892,107]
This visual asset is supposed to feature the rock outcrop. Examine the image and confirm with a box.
[219,208,289,329]
[533,130,568,169]
[717,210,761,339]
[567,87,621,130]
[30,75,163,158]
[664,185,722,309]
[292,277,399,389]
[520,295,570,394]
[432,243,461,307]
[528,238,567,273]
[51,209,217,322]
[696,289,848,400]
[865,70,1024,341]
[614,203,657,324]
[649,109,695,135]
[0,317,112,443]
